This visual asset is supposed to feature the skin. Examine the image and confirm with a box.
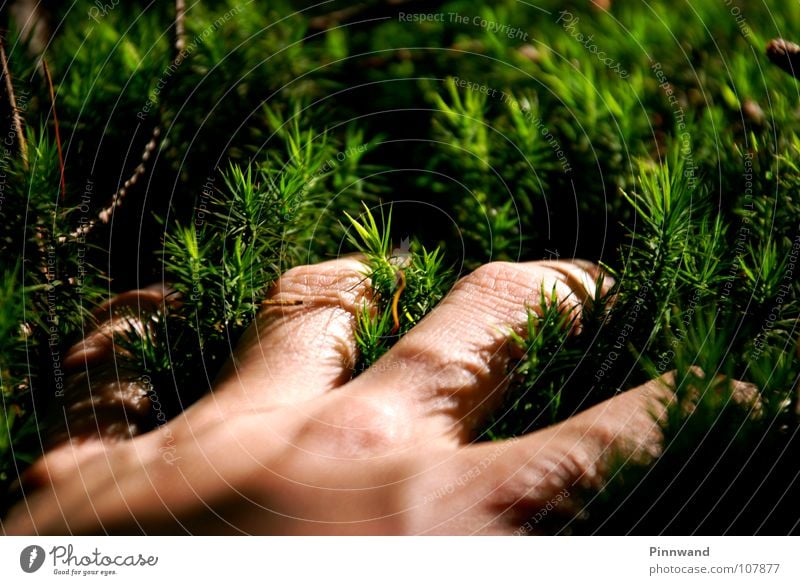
[2,257,676,535]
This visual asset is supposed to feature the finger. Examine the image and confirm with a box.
[534,259,614,304]
[191,256,371,422]
[4,405,306,535]
[7,440,108,503]
[47,286,170,449]
[10,288,170,498]
[343,260,609,443]
[63,286,168,371]
[3,440,164,535]
[411,373,673,535]
[13,258,372,510]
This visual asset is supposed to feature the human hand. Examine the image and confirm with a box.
[3,258,674,535]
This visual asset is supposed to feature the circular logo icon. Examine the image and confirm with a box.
[19,545,46,573]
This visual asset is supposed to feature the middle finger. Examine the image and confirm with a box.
[342,260,610,444]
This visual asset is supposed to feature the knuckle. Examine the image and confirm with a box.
[459,262,523,294]
[300,398,409,457]
[271,259,369,308]
[451,262,536,318]
[452,261,581,317]
[533,259,615,304]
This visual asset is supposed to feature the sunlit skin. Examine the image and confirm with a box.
[4,258,679,535]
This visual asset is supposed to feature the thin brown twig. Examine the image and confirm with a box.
[42,58,66,200]
[175,0,186,52]
[66,0,188,242]
[70,0,186,239]
[67,127,160,240]
[390,268,406,334]
[94,0,181,226]
[261,299,304,306]
[0,39,29,169]
[97,127,160,224]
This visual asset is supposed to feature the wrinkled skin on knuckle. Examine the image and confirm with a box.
[270,259,370,313]
[454,262,542,316]
[214,259,371,397]
[453,261,583,324]
[405,263,540,383]
[387,262,585,425]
